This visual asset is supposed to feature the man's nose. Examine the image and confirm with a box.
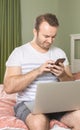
[47,37,53,43]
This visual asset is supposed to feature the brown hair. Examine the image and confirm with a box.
[34,13,59,31]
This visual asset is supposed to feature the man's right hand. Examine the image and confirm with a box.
[38,60,55,75]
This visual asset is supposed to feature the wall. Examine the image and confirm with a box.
[21,0,80,62]
[58,0,80,61]
[21,0,59,43]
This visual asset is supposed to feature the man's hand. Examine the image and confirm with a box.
[50,62,65,77]
[38,60,65,78]
[38,60,55,75]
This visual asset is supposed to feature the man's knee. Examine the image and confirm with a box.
[26,113,49,129]
[60,110,80,129]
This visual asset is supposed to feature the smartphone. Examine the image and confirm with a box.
[55,58,65,65]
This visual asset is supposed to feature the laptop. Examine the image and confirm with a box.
[24,80,80,114]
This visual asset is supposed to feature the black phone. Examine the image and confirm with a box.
[55,58,65,65]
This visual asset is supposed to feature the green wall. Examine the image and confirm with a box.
[58,0,80,61]
[21,0,59,43]
[21,0,80,63]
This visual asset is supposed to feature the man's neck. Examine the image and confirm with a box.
[30,41,49,53]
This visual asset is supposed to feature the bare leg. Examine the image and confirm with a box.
[25,113,50,130]
[60,110,80,130]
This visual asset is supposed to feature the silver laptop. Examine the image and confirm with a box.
[24,80,80,114]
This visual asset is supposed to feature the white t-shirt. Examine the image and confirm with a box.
[6,42,69,103]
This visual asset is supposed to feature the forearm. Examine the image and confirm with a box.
[4,68,41,94]
[58,71,74,81]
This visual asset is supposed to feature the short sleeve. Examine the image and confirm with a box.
[51,46,69,66]
[6,48,22,67]
[59,49,69,66]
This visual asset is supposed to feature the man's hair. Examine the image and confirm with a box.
[34,13,59,31]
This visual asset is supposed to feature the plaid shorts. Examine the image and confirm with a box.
[14,101,31,122]
[14,101,67,122]
[45,111,67,121]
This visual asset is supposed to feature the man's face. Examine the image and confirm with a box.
[34,21,58,51]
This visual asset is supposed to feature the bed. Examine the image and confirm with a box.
[0,72,80,130]
[0,84,28,130]
[0,84,59,130]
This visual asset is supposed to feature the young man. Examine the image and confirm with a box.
[4,13,80,130]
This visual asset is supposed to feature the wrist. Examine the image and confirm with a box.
[58,71,67,81]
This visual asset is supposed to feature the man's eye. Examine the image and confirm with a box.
[44,36,49,38]
[52,36,55,38]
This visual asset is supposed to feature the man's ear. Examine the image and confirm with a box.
[33,28,37,36]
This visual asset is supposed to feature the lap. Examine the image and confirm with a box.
[14,101,67,122]
[45,112,67,121]
[14,101,80,128]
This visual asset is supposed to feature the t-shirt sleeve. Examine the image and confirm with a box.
[57,49,69,66]
[62,53,69,66]
[51,47,69,66]
[6,48,22,67]
[58,49,69,66]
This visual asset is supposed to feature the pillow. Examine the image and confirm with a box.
[0,98,28,129]
[0,116,28,129]
[0,85,28,129]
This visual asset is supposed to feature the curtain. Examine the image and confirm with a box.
[0,0,22,83]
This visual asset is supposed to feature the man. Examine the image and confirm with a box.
[4,13,80,130]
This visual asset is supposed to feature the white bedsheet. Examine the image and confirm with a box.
[51,125,71,130]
